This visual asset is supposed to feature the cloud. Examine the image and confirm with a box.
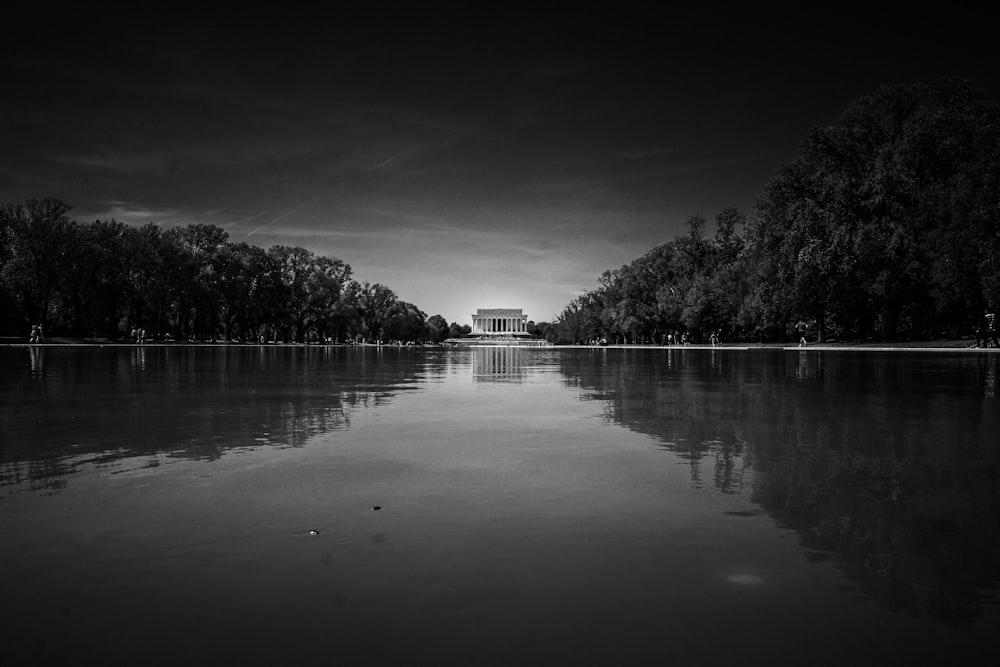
[619,147,681,160]
[246,207,304,237]
[373,153,399,169]
[83,200,180,222]
[47,152,166,172]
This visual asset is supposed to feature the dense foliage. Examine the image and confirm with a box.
[0,201,467,343]
[551,78,1000,344]
[553,209,746,344]
[4,79,997,345]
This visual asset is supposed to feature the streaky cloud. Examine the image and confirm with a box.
[47,151,166,172]
[86,200,179,222]
[619,147,681,160]
[246,206,305,237]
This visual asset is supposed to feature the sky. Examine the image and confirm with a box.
[3,9,998,325]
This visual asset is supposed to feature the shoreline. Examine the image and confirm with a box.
[4,338,999,352]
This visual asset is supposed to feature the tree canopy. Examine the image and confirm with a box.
[746,77,1000,342]
[0,204,436,344]
[4,79,997,346]
[552,78,1000,344]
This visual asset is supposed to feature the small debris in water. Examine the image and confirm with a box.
[727,573,763,585]
[308,529,320,536]
[370,506,382,511]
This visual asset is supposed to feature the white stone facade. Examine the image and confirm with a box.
[471,308,529,335]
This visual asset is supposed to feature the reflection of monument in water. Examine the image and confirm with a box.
[459,308,550,346]
[473,346,526,381]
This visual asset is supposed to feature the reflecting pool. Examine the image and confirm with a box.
[2,346,998,665]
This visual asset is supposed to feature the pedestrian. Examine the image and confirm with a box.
[987,312,1000,348]
[29,324,39,343]
[797,320,808,347]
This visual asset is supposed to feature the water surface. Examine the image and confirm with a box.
[2,346,998,665]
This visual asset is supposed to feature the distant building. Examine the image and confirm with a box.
[446,308,548,346]
[471,308,529,336]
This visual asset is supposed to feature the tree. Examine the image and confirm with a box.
[216,242,269,341]
[383,301,427,342]
[748,77,1000,341]
[0,198,78,331]
[303,255,352,342]
[164,224,229,340]
[355,282,397,342]
[426,314,449,342]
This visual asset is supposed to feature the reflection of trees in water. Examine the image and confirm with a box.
[560,348,1000,626]
[0,459,69,495]
[0,347,439,494]
[564,349,758,494]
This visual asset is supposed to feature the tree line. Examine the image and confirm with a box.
[551,78,1000,344]
[0,201,470,343]
[4,78,997,346]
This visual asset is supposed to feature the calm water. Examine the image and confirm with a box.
[2,346,998,665]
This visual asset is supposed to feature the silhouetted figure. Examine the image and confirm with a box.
[797,320,808,347]
[986,312,999,348]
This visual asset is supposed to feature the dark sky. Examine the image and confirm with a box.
[3,8,997,324]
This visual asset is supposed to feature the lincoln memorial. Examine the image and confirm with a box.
[453,308,549,346]
[471,308,529,336]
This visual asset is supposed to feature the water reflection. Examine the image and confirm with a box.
[472,346,526,381]
[981,355,996,398]
[558,348,1000,626]
[0,346,440,495]
[795,349,823,380]
[4,345,999,639]
[29,345,44,378]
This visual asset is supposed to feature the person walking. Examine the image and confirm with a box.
[797,320,808,347]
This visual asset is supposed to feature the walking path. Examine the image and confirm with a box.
[4,338,999,352]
